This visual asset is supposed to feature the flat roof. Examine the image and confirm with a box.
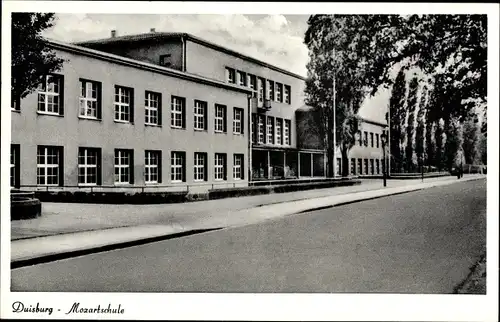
[47,38,253,95]
[74,32,306,81]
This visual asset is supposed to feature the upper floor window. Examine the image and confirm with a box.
[38,74,64,116]
[114,85,134,123]
[258,77,265,103]
[226,67,236,84]
[284,85,291,104]
[276,83,283,103]
[276,118,283,145]
[159,54,172,67]
[237,71,247,86]
[267,116,274,144]
[267,80,275,100]
[258,115,265,144]
[364,131,368,146]
[145,91,162,126]
[233,107,244,135]
[370,132,374,147]
[284,120,291,145]
[194,100,207,131]
[376,133,380,148]
[79,79,101,119]
[171,96,186,129]
[215,104,227,133]
[248,74,257,91]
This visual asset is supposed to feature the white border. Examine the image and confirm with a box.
[2,2,499,321]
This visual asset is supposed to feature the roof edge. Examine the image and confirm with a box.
[46,38,253,95]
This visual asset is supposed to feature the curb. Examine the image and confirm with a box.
[11,176,485,268]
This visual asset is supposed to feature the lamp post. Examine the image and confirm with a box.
[381,131,387,187]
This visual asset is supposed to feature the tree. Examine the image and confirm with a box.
[388,66,407,173]
[462,110,480,164]
[444,117,463,170]
[415,85,428,170]
[435,119,445,171]
[11,13,64,107]
[405,76,419,172]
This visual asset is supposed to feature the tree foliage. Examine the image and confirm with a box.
[11,13,64,104]
[462,110,480,164]
[415,85,428,167]
[389,66,407,173]
[405,77,419,172]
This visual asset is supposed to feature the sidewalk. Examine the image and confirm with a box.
[11,174,486,264]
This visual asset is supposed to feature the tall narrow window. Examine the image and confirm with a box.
[258,77,265,103]
[233,107,244,134]
[237,71,247,86]
[145,150,161,184]
[114,86,133,123]
[171,151,185,182]
[267,80,275,100]
[79,79,100,119]
[376,133,380,148]
[37,146,63,186]
[233,154,244,180]
[364,131,368,146]
[358,159,362,174]
[276,83,283,102]
[78,147,100,186]
[11,144,20,188]
[38,75,63,115]
[358,131,363,145]
[194,152,207,181]
[226,67,236,84]
[370,132,374,147]
[336,158,342,176]
[284,119,291,145]
[114,149,133,184]
[248,74,257,90]
[364,159,369,174]
[194,100,207,130]
[215,104,227,133]
[370,159,375,174]
[267,116,274,144]
[350,158,356,175]
[145,91,162,126]
[284,85,291,104]
[376,159,380,174]
[275,118,283,145]
[171,96,185,129]
[258,115,265,144]
[214,153,227,181]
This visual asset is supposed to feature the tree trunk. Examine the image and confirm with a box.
[326,112,335,177]
[341,147,350,177]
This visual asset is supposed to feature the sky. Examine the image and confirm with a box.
[43,13,389,123]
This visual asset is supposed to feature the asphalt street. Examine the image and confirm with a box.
[11,179,486,293]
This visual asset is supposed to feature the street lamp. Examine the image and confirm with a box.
[381,131,387,187]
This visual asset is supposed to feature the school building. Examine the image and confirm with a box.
[10,30,386,193]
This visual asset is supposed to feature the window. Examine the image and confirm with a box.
[267,116,274,144]
[364,159,369,175]
[215,104,227,133]
[370,133,374,147]
[38,74,63,115]
[376,159,380,174]
[78,147,101,185]
[364,131,368,146]
[145,150,161,184]
[145,91,162,126]
[171,96,185,129]
[114,149,133,184]
[284,85,291,104]
[237,71,247,86]
[114,85,133,123]
[37,146,63,186]
[358,131,363,145]
[258,77,265,102]
[233,107,244,134]
[276,83,283,102]
[248,74,257,90]
[376,133,380,148]
[214,153,227,181]
[275,118,283,145]
[194,100,207,131]
[194,152,207,181]
[336,158,342,175]
[370,159,374,174]
[233,154,244,180]
[226,67,236,84]
[159,54,172,67]
[11,144,20,188]
[258,115,265,144]
[79,79,100,119]
[284,120,291,145]
[358,159,362,175]
[267,80,275,100]
[350,158,356,175]
[171,151,185,182]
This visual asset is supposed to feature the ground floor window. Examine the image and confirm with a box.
[364,159,369,175]
[11,144,20,188]
[145,150,161,184]
[37,146,63,186]
[194,152,207,181]
[78,147,101,185]
[233,154,244,180]
[214,153,227,181]
[114,149,133,184]
[358,159,362,175]
[171,151,186,182]
[370,159,375,175]
[376,159,380,174]
[350,158,356,175]
[336,157,341,175]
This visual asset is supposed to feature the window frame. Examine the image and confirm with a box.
[226,67,236,84]
[267,116,274,144]
[171,96,186,129]
[237,71,247,87]
[233,154,244,180]
[78,147,101,186]
[145,91,162,126]
[284,85,291,104]
[10,144,20,188]
[214,153,227,181]
[114,149,133,185]
[37,146,63,186]
[214,104,227,133]
[145,150,161,184]
[114,85,134,123]
[193,152,207,182]
[276,83,283,103]
[258,115,265,144]
[171,151,185,183]
[275,118,283,145]
[233,107,244,135]
[284,119,291,145]
[79,79,101,120]
[267,80,275,100]
[194,100,207,131]
[37,74,63,116]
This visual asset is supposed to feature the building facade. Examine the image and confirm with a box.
[11,30,387,193]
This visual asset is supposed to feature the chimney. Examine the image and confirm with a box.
[111,30,117,38]
[150,28,156,33]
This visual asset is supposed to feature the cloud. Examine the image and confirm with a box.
[42,14,309,76]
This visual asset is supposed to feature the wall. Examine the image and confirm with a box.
[185,39,306,148]
[11,48,249,191]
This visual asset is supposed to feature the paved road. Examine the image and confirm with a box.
[11,179,486,293]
